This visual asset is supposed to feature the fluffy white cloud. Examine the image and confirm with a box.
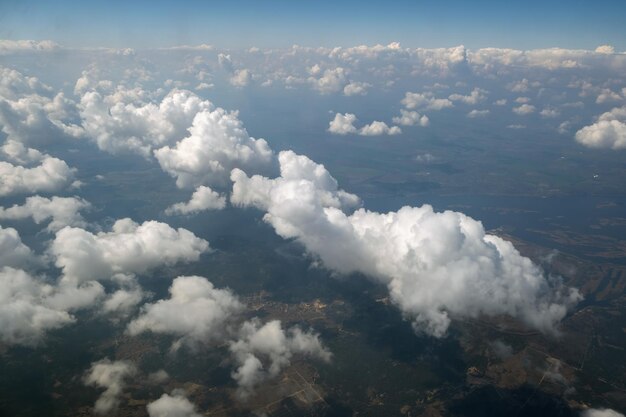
[594,45,616,54]
[147,392,202,417]
[230,69,251,87]
[0,93,83,146]
[229,319,331,398]
[127,275,243,350]
[154,106,274,188]
[84,359,137,415]
[576,107,626,149]
[231,151,581,337]
[165,186,226,215]
[513,104,536,115]
[1,140,44,165]
[50,219,209,285]
[0,195,90,232]
[582,409,625,417]
[0,225,36,269]
[392,110,429,127]
[309,67,347,94]
[467,109,490,118]
[540,107,560,118]
[0,67,82,146]
[449,88,487,105]
[0,154,76,196]
[401,92,453,111]
[343,81,371,96]
[359,121,401,136]
[79,89,212,157]
[328,113,358,135]
[0,267,74,346]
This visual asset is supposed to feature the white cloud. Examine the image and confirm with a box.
[0,267,75,346]
[80,89,212,157]
[229,319,331,398]
[230,69,251,88]
[540,107,560,118]
[50,219,210,285]
[328,113,357,135]
[147,392,202,417]
[343,81,371,96]
[1,140,44,164]
[127,275,243,350]
[401,92,453,111]
[467,109,490,118]
[0,154,76,196]
[0,225,36,269]
[154,106,274,188]
[0,195,90,232]
[512,104,536,115]
[449,88,487,105]
[594,45,616,54]
[231,150,581,337]
[359,121,401,136]
[582,409,624,417]
[575,107,626,149]
[392,110,429,127]
[309,67,347,94]
[508,78,530,93]
[596,88,623,104]
[102,285,145,316]
[84,359,137,415]
[0,40,60,54]
[165,186,226,215]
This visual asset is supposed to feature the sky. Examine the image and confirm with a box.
[1,0,626,50]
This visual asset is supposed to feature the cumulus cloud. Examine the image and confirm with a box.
[230,69,251,87]
[513,104,536,115]
[231,150,581,337]
[309,67,347,94]
[575,106,626,149]
[0,225,37,269]
[50,219,209,285]
[467,109,490,118]
[165,186,226,215]
[127,275,243,350]
[582,409,625,417]
[153,106,274,188]
[79,89,212,157]
[229,319,331,398]
[401,92,453,111]
[147,392,202,417]
[392,110,429,127]
[0,195,90,232]
[540,107,560,118]
[449,88,487,105]
[84,359,137,415]
[343,81,371,96]
[1,140,44,165]
[328,113,357,135]
[0,154,76,196]
[359,121,401,136]
[594,45,615,54]
[0,267,74,346]
[0,67,82,146]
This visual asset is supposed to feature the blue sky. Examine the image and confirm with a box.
[0,0,625,50]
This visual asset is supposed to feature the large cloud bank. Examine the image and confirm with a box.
[231,151,581,337]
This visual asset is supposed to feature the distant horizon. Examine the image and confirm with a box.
[1,38,624,53]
